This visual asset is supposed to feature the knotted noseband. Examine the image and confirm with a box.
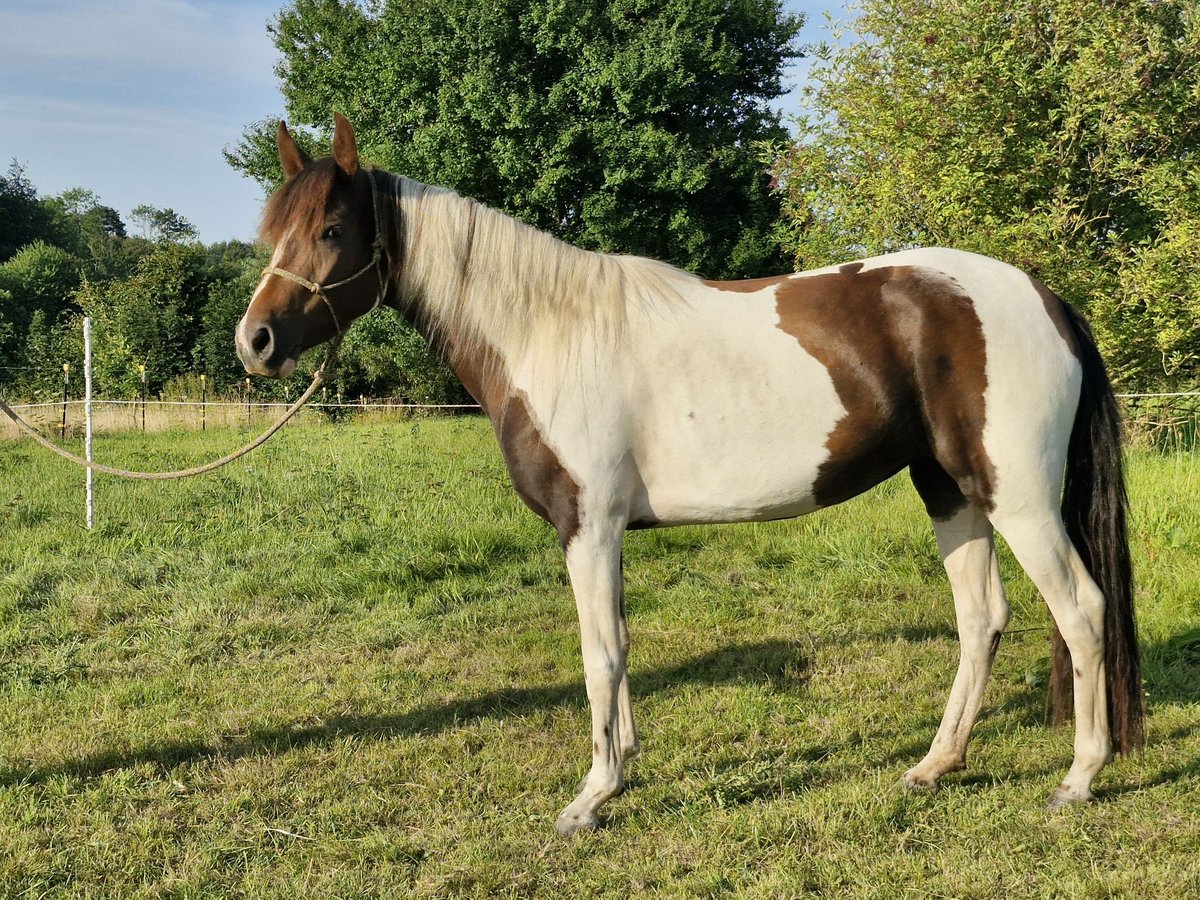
[260,170,389,336]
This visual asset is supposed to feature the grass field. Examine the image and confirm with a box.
[1,418,1198,897]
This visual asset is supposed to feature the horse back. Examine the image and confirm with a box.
[611,249,1079,527]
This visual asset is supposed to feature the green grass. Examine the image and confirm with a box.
[2,419,1198,898]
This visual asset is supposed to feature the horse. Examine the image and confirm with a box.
[237,114,1143,837]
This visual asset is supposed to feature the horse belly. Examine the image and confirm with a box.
[627,306,844,527]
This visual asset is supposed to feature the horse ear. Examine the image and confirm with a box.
[277,121,309,179]
[331,112,359,177]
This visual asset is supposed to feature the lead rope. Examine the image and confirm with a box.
[0,170,397,480]
[0,172,412,480]
[0,337,341,480]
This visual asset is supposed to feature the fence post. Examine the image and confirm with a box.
[245,377,252,427]
[84,318,94,530]
[200,373,207,432]
[61,362,69,438]
[138,364,147,432]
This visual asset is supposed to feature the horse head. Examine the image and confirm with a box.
[237,113,389,378]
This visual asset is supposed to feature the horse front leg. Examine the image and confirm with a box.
[556,526,630,837]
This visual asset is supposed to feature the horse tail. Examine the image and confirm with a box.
[1048,300,1145,754]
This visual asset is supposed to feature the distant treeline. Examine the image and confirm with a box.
[0,164,466,404]
[5,0,1198,403]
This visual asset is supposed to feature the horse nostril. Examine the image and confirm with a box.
[250,326,273,356]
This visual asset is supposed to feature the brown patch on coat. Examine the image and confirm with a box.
[771,266,997,514]
[443,333,582,547]
[1029,276,1081,359]
[701,262,865,295]
[701,274,792,294]
[909,456,969,521]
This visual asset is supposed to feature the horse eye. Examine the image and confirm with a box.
[322,224,343,241]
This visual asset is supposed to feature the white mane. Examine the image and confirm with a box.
[389,175,691,370]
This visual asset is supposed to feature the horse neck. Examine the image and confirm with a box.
[389,176,687,384]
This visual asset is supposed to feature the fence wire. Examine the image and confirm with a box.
[4,391,1198,450]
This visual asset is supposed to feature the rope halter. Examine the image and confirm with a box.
[259,169,389,337]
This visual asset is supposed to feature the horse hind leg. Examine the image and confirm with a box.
[988,505,1111,806]
[903,460,1010,791]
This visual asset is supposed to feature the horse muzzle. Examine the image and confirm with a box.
[237,315,297,379]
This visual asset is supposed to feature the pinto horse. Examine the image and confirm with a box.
[238,115,1143,836]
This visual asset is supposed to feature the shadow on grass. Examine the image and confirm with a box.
[7,631,1194,802]
[873,627,1200,800]
[0,639,811,787]
[1143,628,1200,707]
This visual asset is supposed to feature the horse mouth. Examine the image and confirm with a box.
[240,355,297,379]
[236,315,303,379]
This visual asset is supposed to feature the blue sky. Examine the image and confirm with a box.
[1,1,844,245]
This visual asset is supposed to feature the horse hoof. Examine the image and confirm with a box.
[899,771,938,793]
[555,810,600,838]
[1047,785,1096,810]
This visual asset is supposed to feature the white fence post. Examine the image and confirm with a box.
[84,317,94,530]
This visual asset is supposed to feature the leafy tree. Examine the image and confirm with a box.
[227,0,802,279]
[16,310,83,399]
[44,187,140,281]
[0,240,82,333]
[203,240,262,281]
[0,241,82,392]
[74,243,207,395]
[773,0,1200,388]
[130,204,198,244]
[1,161,60,262]
[331,310,473,404]
[196,253,266,389]
[0,295,15,372]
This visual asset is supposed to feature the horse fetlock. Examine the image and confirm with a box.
[575,774,626,797]
[901,755,965,793]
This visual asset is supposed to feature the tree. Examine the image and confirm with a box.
[0,294,15,372]
[227,0,802,279]
[0,161,59,262]
[17,309,83,399]
[0,240,82,333]
[196,251,266,389]
[44,187,139,281]
[74,243,207,395]
[130,204,198,243]
[332,310,473,404]
[0,241,82,392]
[773,0,1200,388]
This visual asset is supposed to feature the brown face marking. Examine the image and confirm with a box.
[247,160,401,370]
[761,266,997,513]
[441,333,582,548]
